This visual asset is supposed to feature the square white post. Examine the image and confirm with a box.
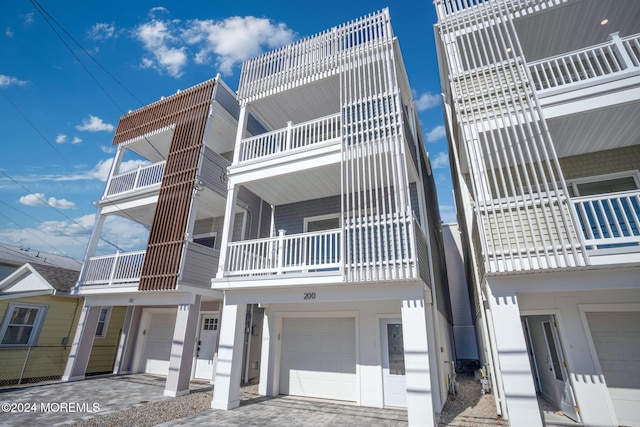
[211,297,247,410]
[487,285,542,426]
[401,296,435,426]
[164,295,201,397]
[62,303,101,381]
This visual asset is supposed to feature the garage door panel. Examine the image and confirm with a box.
[586,311,640,427]
[141,309,177,376]
[280,317,357,401]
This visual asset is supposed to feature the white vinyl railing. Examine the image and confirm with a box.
[572,190,640,250]
[83,250,146,285]
[239,113,341,163]
[225,229,341,276]
[105,161,166,197]
[528,33,640,92]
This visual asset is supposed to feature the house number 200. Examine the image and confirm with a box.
[304,292,316,300]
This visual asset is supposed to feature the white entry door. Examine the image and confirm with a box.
[381,318,407,407]
[194,314,219,381]
[542,320,580,422]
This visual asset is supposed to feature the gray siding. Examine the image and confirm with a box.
[274,195,341,235]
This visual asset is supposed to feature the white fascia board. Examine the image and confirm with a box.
[81,290,198,307]
[176,283,223,300]
[540,77,640,119]
[0,289,55,300]
[99,193,159,214]
[221,280,426,305]
[0,264,55,294]
[227,144,341,185]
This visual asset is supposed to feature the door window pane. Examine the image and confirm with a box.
[387,323,405,375]
[543,322,564,381]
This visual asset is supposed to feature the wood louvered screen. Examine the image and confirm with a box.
[112,79,215,291]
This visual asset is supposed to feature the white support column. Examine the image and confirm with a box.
[216,185,239,278]
[211,297,247,410]
[164,295,201,397]
[258,309,275,396]
[401,295,435,427]
[486,284,542,427]
[62,303,101,381]
[75,213,106,288]
[113,306,135,374]
[232,106,249,165]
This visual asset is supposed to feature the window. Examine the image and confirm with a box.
[95,307,111,338]
[193,232,217,249]
[304,214,341,233]
[568,172,639,197]
[0,303,48,346]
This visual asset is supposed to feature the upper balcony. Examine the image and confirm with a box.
[104,161,165,198]
[528,33,640,97]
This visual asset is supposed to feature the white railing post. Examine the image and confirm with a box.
[285,121,293,151]
[109,251,120,285]
[277,230,286,274]
[132,165,143,190]
[609,32,636,70]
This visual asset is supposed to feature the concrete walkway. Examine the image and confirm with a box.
[159,396,408,427]
[0,375,408,426]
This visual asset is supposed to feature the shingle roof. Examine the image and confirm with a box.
[0,244,82,271]
[28,263,79,293]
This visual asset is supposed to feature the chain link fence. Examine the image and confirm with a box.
[0,344,118,388]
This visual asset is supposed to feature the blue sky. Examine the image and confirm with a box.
[0,0,452,260]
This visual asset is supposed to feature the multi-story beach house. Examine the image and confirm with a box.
[62,77,264,397]
[210,9,454,426]
[435,0,640,425]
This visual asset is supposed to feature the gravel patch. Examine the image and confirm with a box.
[438,372,507,427]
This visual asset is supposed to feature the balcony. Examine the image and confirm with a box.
[572,190,640,252]
[238,113,341,164]
[104,161,165,197]
[220,213,429,283]
[528,33,640,95]
[225,228,341,276]
[83,250,146,286]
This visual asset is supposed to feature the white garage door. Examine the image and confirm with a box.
[280,317,357,401]
[586,311,640,427]
[139,309,177,376]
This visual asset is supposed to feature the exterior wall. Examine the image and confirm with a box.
[86,306,127,374]
[274,195,341,234]
[560,145,640,180]
[0,295,81,383]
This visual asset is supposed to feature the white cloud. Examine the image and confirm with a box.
[5,27,13,37]
[136,20,187,78]
[100,145,116,154]
[426,125,446,143]
[88,22,116,40]
[24,12,34,25]
[76,115,115,132]
[415,91,441,111]
[56,134,67,144]
[431,151,449,169]
[72,136,83,144]
[134,11,295,78]
[0,74,28,87]
[184,17,295,75]
[18,193,76,209]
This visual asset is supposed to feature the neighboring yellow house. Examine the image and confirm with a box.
[0,262,124,386]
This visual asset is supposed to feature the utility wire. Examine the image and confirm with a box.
[0,88,67,162]
[0,170,125,252]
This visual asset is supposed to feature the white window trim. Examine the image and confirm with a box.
[95,307,112,339]
[303,213,342,232]
[567,170,640,196]
[0,302,48,346]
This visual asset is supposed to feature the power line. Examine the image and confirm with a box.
[0,170,125,252]
[0,88,67,162]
